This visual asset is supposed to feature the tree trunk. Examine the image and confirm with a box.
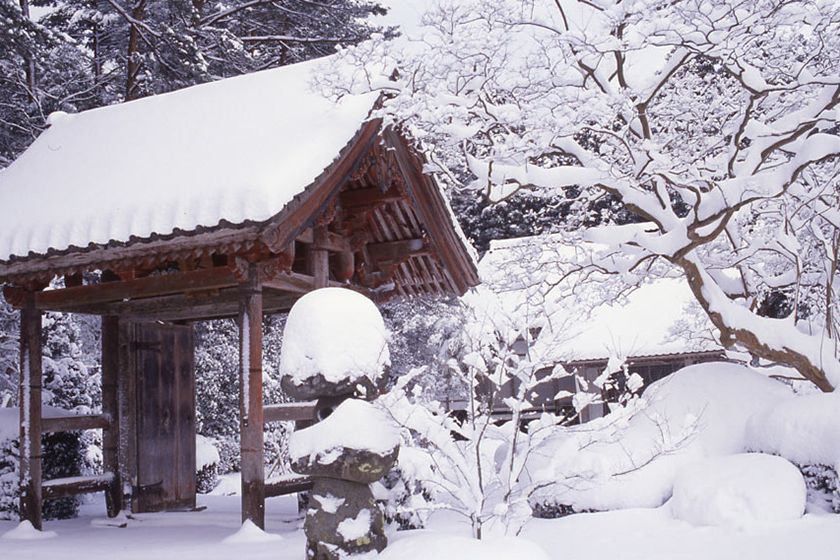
[676,254,836,392]
[125,0,147,101]
[18,0,36,101]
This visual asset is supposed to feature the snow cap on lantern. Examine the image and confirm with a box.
[280,287,390,400]
[289,398,400,483]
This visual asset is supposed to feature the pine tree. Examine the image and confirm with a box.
[41,311,101,413]
[0,294,18,407]
[1,1,391,164]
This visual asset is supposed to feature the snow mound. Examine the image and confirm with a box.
[289,399,399,462]
[221,520,283,545]
[280,288,390,387]
[746,391,840,472]
[379,533,550,560]
[531,363,792,511]
[670,453,806,528]
[1,520,57,540]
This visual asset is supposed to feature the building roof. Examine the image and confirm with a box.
[0,58,376,263]
[478,233,722,362]
[0,58,479,300]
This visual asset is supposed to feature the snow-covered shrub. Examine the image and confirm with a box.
[746,391,840,474]
[528,363,791,513]
[0,435,17,519]
[669,453,806,527]
[0,294,17,407]
[0,415,83,521]
[745,390,840,513]
[196,435,220,494]
[41,431,83,519]
[800,464,840,513]
[376,281,615,538]
[373,462,434,531]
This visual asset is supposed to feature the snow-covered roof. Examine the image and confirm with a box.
[478,233,722,362]
[0,58,378,262]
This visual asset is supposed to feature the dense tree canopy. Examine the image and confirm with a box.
[0,0,391,165]
[326,0,840,390]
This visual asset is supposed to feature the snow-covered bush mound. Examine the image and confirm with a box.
[280,288,390,397]
[530,363,792,512]
[379,533,550,560]
[670,453,806,527]
[746,391,840,472]
[196,435,220,494]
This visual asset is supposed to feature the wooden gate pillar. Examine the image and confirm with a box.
[18,294,43,529]
[101,316,123,517]
[238,264,265,528]
[311,225,330,289]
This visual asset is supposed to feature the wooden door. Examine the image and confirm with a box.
[131,322,196,513]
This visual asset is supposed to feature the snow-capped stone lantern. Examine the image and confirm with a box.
[280,288,399,560]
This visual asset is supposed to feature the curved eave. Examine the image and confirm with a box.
[0,122,480,299]
[0,118,383,285]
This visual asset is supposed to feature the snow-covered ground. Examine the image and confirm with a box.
[1,473,838,560]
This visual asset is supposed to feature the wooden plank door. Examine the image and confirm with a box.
[132,322,196,513]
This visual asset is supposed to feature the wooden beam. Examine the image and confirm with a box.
[238,264,265,528]
[42,474,114,501]
[27,284,300,322]
[296,229,351,253]
[367,238,428,263]
[264,402,318,423]
[6,267,239,312]
[41,414,110,433]
[19,294,43,530]
[261,271,319,294]
[264,475,313,498]
[339,186,403,209]
[101,316,123,517]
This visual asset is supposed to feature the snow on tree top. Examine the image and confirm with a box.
[0,58,378,262]
[280,288,390,386]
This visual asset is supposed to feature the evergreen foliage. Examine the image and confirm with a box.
[0,0,391,166]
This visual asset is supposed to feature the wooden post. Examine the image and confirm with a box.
[18,294,43,529]
[312,225,330,289]
[238,264,265,528]
[101,316,123,517]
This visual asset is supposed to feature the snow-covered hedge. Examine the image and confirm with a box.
[746,390,840,512]
[529,363,840,517]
